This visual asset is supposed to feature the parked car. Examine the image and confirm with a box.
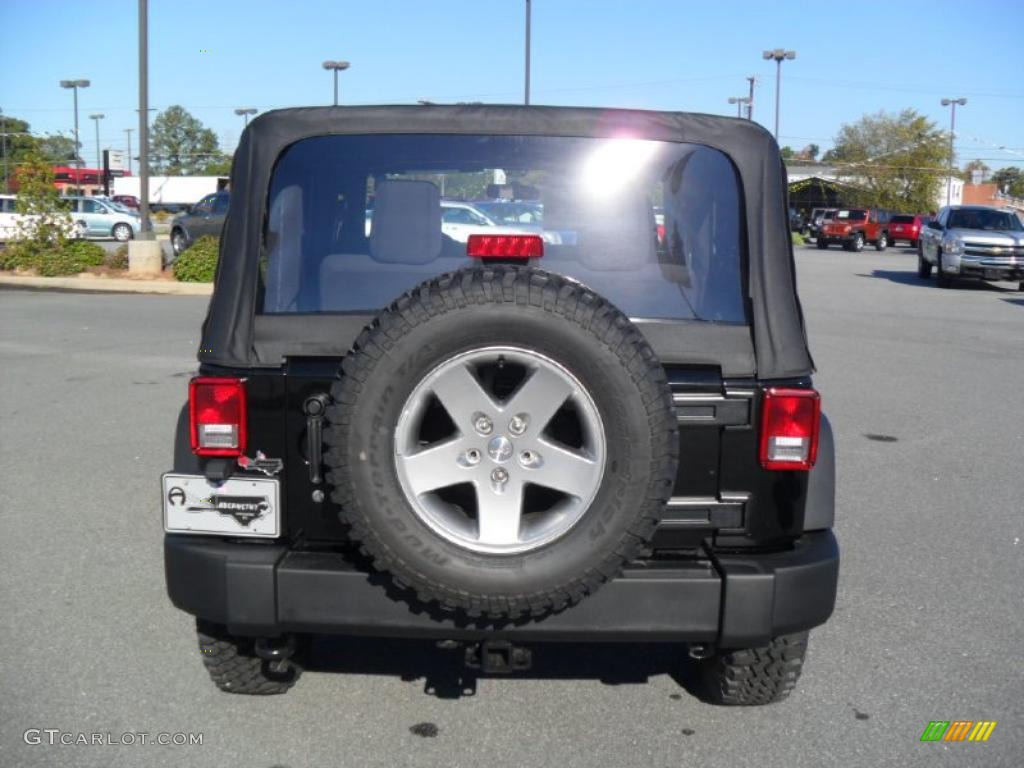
[817,208,891,251]
[473,200,544,230]
[163,105,837,706]
[888,214,930,248]
[170,190,230,258]
[0,194,78,242]
[789,207,805,232]
[917,205,1024,290]
[111,194,140,210]
[365,200,536,242]
[806,208,835,240]
[65,196,139,241]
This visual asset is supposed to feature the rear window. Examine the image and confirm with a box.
[890,214,915,224]
[835,210,867,221]
[261,134,747,322]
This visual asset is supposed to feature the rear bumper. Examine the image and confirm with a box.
[165,530,839,646]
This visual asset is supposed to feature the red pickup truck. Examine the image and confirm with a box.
[817,208,891,251]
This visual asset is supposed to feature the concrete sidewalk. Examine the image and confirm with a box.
[0,273,212,295]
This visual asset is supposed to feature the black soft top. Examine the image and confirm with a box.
[200,105,812,379]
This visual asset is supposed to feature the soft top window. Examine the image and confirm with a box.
[890,214,915,224]
[835,210,866,221]
[261,133,747,323]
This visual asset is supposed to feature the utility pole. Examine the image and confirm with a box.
[941,97,967,206]
[762,49,795,142]
[124,128,134,175]
[746,75,755,120]
[524,0,532,105]
[138,0,151,238]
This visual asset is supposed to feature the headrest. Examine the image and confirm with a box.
[370,179,442,264]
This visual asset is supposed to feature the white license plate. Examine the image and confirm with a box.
[162,473,280,537]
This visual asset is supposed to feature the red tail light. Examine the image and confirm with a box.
[189,377,247,457]
[467,234,543,259]
[759,388,820,471]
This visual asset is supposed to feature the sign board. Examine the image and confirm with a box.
[106,149,126,172]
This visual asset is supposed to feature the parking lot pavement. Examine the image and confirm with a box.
[1,248,1022,767]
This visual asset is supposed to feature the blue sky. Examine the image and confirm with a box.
[2,0,1023,170]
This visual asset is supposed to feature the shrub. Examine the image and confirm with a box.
[0,238,105,276]
[106,243,130,270]
[173,236,219,282]
[791,231,806,246]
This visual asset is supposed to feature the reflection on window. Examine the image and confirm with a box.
[262,134,747,323]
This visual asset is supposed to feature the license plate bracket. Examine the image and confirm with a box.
[162,473,280,537]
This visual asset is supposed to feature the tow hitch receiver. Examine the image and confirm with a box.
[464,640,533,674]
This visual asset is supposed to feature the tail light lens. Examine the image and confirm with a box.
[759,388,820,471]
[467,234,543,259]
[189,377,247,457]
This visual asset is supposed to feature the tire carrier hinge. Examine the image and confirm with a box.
[303,394,330,485]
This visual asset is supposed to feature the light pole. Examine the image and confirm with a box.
[234,108,257,129]
[727,96,751,119]
[322,60,350,106]
[1,107,7,193]
[762,49,795,142]
[941,97,967,206]
[89,113,104,179]
[137,0,152,239]
[746,75,755,120]
[124,128,134,175]
[524,0,532,105]
[60,79,90,189]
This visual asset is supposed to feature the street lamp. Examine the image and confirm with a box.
[761,49,795,142]
[941,97,967,206]
[727,96,751,119]
[234,107,257,128]
[60,79,90,184]
[322,60,350,106]
[89,113,104,179]
[124,128,134,175]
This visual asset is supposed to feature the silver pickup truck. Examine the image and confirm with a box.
[918,205,1024,290]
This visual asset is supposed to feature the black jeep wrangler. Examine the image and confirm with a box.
[163,105,838,705]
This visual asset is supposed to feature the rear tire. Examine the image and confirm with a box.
[850,233,865,252]
[875,233,887,251]
[112,223,133,242]
[698,632,810,706]
[171,228,188,257]
[816,238,828,250]
[196,620,301,695]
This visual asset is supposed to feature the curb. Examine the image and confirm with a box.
[0,274,213,296]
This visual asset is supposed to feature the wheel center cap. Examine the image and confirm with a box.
[487,435,514,463]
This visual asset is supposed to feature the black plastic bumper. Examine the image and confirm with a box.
[165,531,838,646]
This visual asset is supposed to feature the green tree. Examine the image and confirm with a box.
[780,146,795,160]
[151,105,221,175]
[990,167,1024,198]
[829,109,949,212]
[36,133,81,165]
[13,152,72,243]
[962,159,989,183]
[198,154,233,176]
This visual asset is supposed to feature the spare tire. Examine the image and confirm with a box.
[323,266,678,618]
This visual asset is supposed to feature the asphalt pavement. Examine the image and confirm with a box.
[1,245,1022,767]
